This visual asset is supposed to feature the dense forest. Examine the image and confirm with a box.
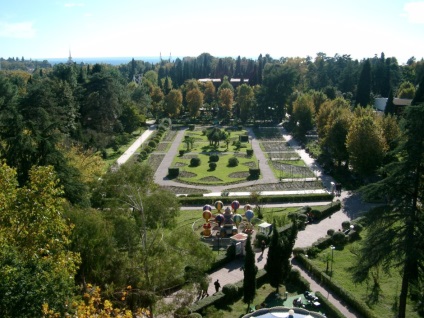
[0,52,424,317]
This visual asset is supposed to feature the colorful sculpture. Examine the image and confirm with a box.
[231,200,240,212]
[202,209,212,237]
[233,214,242,228]
[214,201,223,212]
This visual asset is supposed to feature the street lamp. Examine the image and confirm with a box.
[330,245,336,277]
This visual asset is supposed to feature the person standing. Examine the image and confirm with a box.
[261,240,266,256]
[214,279,221,293]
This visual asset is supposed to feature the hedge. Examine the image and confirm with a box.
[315,291,346,318]
[168,167,180,178]
[295,254,378,318]
[178,193,334,206]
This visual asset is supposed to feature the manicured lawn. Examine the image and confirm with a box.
[308,238,419,317]
[171,129,258,185]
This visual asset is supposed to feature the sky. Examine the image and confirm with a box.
[1,0,424,64]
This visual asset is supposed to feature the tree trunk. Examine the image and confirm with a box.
[398,264,409,318]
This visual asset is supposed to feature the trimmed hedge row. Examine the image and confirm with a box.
[178,193,334,205]
[295,254,378,318]
[315,291,346,318]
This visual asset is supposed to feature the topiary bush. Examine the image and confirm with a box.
[188,124,195,131]
[332,231,347,247]
[190,157,201,167]
[239,135,249,142]
[209,154,219,162]
[222,284,238,303]
[327,229,335,236]
[209,162,217,170]
[148,140,157,148]
[341,220,351,230]
[249,168,260,179]
[246,149,254,156]
[228,157,239,167]
[168,167,179,178]
[179,149,185,156]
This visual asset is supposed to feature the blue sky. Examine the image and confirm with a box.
[1,0,423,64]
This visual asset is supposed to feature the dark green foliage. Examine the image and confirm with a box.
[355,59,372,107]
[411,75,424,105]
[188,124,195,131]
[209,162,217,170]
[239,135,249,142]
[264,220,284,293]
[341,220,351,230]
[243,235,257,311]
[384,89,396,115]
[190,157,201,167]
[222,284,239,303]
[209,154,220,162]
[168,167,180,178]
[148,140,157,148]
[248,168,260,179]
[179,149,185,156]
[356,104,424,318]
[327,229,335,236]
[228,157,239,167]
[332,232,346,247]
[246,149,254,156]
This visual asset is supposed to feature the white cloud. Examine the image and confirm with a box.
[64,3,85,8]
[0,21,36,38]
[403,2,424,24]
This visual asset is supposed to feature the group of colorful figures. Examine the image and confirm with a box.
[202,200,255,238]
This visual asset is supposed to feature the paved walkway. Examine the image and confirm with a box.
[117,124,371,317]
[116,126,155,166]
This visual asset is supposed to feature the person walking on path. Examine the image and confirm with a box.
[214,279,221,293]
[261,240,266,256]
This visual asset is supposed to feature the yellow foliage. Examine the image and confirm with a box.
[43,284,150,318]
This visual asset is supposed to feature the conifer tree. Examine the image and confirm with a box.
[243,235,257,313]
[265,220,284,293]
[384,89,396,115]
[355,59,372,107]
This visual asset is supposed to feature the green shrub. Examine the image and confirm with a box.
[168,167,179,178]
[341,220,351,230]
[179,149,185,156]
[246,149,254,156]
[188,313,202,318]
[222,284,238,303]
[293,247,306,257]
[306,246,320,259]
[249,168,260,179]
[190,157,201,167]
[239,135,249,142]
[148,140,157,148]
[209,154,219,162]
[327,229,335,236]
[228,157,239,167]
[209,162,217,170]
[144,146,153,153]
[332,231,347,247]
[188,124,195,131]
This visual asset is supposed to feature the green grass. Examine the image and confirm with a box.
[170,129,257,185]
[309,239,419,317]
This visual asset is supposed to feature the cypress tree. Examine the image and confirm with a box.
[264,220,284,293]
[355,59,372,107]
[243,235,257,313]
[411,75,424,105]
[384,89,396,115]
